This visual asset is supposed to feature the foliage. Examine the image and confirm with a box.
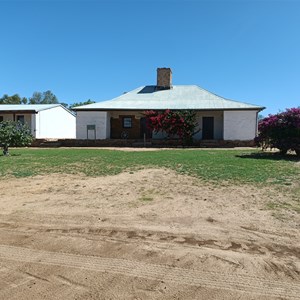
[0,91,95,109]
[0,121,33,155]
[29,90,58,104]
[255,107,300,156]
[1,91,59,105]
[0,94,27,104]
[144,109,198,145]
[258,114,265,121]
[60,102,69,108]
[69,99,96,109]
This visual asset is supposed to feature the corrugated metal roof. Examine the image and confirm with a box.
[0,104,61,112]
[74,85,264,111]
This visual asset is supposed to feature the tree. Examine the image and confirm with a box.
[144,109,199,145]
[60,102,69,108]
[69,99,95,109]
[255,107,300,156]
[0,94,27,104]
[29,90,58,104]
[258,114,264,121]
[29,92,42,104]
[0,121,33,155]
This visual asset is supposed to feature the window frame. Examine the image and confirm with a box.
[122,116,133,129]
[16,115,25,124]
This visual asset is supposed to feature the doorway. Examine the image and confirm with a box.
[202,117,214,139]
[140,117,152,139]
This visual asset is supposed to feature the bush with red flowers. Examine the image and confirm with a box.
[255,107,300,156]
[144,110,198,145]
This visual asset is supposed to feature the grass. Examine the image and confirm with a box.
[138,188,157,202]
[1,148,299,215]
[0,148,299,187]
[139,195,154,202]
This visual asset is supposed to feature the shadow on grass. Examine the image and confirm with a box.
[0,153,22,157]
[236,152,300,162]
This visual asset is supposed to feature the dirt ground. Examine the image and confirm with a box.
[0,167,299,299]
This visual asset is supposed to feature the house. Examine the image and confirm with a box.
[74,68,265,142]
[0,104,76,139]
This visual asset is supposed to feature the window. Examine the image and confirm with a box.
[0,116,3,122]
[17,115,25,124]
[123,117,132,128]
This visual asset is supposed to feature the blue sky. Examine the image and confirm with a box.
[0,0,299,115]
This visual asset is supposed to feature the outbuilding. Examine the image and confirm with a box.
[0,104,76,139]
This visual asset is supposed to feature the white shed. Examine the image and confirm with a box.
[0,104,76,139]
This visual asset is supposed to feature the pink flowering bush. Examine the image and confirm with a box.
[144,110,198,145]
[255,107,300,156]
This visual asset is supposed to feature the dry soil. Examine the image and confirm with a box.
[0,167,299,299]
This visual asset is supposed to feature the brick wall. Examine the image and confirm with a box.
[110,115,141,139]
[157,68,172,88]
[31,138,255,148]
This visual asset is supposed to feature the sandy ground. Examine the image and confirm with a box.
[0,168,299,299]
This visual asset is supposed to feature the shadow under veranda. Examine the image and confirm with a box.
[236,151,300,162]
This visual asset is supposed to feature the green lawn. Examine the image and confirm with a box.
[0,148,299,187]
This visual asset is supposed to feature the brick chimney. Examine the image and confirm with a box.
[157,68,172,89]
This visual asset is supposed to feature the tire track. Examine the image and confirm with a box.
[0,244,299,299]
[1,222,299,259]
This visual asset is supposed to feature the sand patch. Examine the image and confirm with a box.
[0,169,299,299]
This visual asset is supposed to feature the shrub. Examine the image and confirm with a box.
[0,121,33,155]
[255,107,300,156]
[144,109,199,145]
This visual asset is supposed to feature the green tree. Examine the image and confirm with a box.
[69,99,95,109]
[29,92,42,104]
[0,121,33,155]
[0,94,27,104]
[258,114,264,121]
[29,90,58,104]
[60,102,69,108]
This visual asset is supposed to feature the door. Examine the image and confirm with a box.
[202,117,214,139]
[140,117,152,139]
[86,125,96,140]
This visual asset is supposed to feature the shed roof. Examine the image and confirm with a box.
[0,104,61,112]
[74,85,264,111]
[0,104,75,116]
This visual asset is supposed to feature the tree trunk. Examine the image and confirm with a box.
[3,145,9,156]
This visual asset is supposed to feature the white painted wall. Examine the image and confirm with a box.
[76,111,109,139]
[194,111,223,140]
[223,110,258,140]
[36,106,76,139]
[30,114,36,136]
[0,107,75,139]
